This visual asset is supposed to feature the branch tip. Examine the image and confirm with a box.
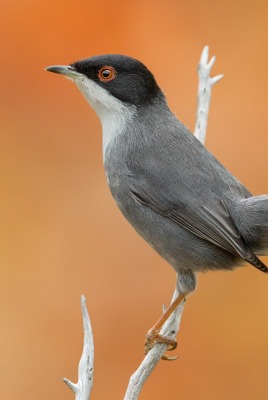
[211,74,224,85]
[63,295,94,399]
[63,378,78,394]
[207,55,216,69]
[81,294,86,303]
[200,45,209,63]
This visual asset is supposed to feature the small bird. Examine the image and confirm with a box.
[46,54,268,357]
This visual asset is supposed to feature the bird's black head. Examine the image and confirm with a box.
[70,54,162,107]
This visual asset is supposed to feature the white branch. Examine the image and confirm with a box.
[63,295,94,400]
[194,45,224,145]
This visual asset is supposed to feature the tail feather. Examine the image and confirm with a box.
[233,194,268,256]
[246,253,268,274]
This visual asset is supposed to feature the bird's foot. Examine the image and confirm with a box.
[145,328,178,361]
[144,293,186,360]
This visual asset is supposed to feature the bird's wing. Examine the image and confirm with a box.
[127,135,267,272]
[131,185,267,272]
[130,186,248,258]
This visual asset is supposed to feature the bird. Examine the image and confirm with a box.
[46,54,268,358]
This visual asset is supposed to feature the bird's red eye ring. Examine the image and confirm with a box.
[98,66,117,82]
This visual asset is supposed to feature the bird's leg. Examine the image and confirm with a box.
[145,293,187,360]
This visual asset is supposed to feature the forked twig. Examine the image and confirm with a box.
[195,45,223,145]
[63,296,94,400]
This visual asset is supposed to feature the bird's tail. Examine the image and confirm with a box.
[234,195,268,256]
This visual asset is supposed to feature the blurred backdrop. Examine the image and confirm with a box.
[1,0,268,399]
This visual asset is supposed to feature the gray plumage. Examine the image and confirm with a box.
[46,55,268,295]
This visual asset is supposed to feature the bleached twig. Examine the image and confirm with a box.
[63,295,94,400]
[194,45,224,145]
[123,45,223,399]
[63,46,223,400]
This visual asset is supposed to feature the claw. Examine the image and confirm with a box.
[145,329,178,361]
[161,353,179,361]
[166,339,177,351]
[161,336,179,360]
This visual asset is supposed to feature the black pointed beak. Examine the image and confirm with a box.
[45,65,82,78]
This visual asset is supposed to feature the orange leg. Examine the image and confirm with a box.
[145,293,187,360]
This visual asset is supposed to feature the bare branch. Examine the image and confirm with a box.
[194,45,224,145]
[63,295,94,400]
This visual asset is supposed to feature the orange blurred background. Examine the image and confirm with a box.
[1,1,268,399]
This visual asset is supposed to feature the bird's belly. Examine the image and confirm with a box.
[112,187,239,273]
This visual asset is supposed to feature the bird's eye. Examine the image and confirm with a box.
[98,66,116,82]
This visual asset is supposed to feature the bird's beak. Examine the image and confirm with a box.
[45,65,82,79]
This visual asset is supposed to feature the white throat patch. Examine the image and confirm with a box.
[70,76,136,160]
